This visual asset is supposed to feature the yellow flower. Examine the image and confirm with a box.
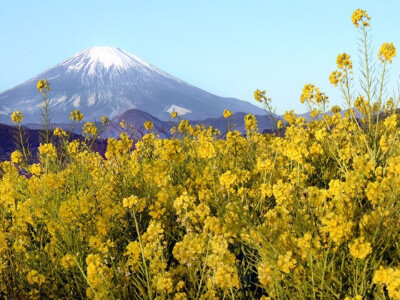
[66,140,80,155]
[223,109,233,119]
[174,293,188,300]
[244,114,258,132]
[37,79,44,91]
[85,254,113,290]
[70,109,83,122]
[257,262,273,288]
[310,109,320,118]
[384,114,397,131]
[176,280,185,291]
[214,264,240,290]
[321,213,353,245]
[155,273,174,294]
[277,251,297,274]
[373,266,391,285]
[82,122,97,138]
[3,8,400,297]
[38,143,57,160]
[10,150,23,164]
[354,95,367,110]
[173,192,195,215]
[336,53,352,70]
[177,119,190,133]
[344,296,363,300]
[349,237,372,260]
[300,84,314,104]
[37,79,50,92]
[331,105,341,114]
[173,233,206,265]
[144,121,153,130]
[197,135,216,159]
[315,128,327,141]
[27,270,46,286]
[284,110,296,124]
[300,84,328,106]
[100,115,110,125]
[219,170,237,189]
[11,111,24,124]
[171,111,178,119]
[53,127,67,137]
[254,89,266,103]
[329,70,343,86]
[61,254,76,269]
[297,233,312,260]
[378,42,396,63]
[122,195,146,212]
[124,241,141,271]
[351,9,370,28]
[30,163,44,176]
[373,266,400,300]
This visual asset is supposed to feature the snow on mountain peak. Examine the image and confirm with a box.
[166,104,192,115]
[0,46,265,124]
[61,46,174,78]
[84,46,132,69]
[61,46,133,75]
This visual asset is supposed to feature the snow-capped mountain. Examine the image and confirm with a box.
[0,46,264,124]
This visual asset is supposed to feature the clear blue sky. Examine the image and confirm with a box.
[1,1,400,114]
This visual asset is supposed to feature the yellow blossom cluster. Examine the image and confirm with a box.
[36,79,50,92]
[300,83,329,106]
[336,53,353,70]
[144,120,153,130]
[53,127,68,137]
[0,7,400,300]
[70,109,84,122]
[349,237,372,260]
[373,266,400,299]
[379,42,397,63]
[11,111,24,124]
[10,150,23,164]
[171,111,178,119]
[38,143,57,160]
[352,9,371,28]
[82,121,98,138]
[223,109,233,119]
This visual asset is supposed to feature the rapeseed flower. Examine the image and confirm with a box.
[223,109,232,119]
[379,42,396,63]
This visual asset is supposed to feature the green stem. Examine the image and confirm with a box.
[132,208,153,300]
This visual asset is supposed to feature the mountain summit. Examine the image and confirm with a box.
[61,47,176,79]
[0,46,264,124]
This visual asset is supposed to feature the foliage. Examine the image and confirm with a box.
[1,8,400,299]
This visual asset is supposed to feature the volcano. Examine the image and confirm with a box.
[0,46,264,124]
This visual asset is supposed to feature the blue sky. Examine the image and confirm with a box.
[1,0,400,114]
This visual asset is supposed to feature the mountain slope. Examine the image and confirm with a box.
[0,124,107,162]
[192,112,277,134]
[104,109,173,139]
[0,46,264,124]
[98,108,277,138]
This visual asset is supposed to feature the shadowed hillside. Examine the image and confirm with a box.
[0,124,107,161]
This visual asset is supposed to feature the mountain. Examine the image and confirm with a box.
[0,46,264,124]
[0,124,29,161]
[98,108,278,139]
[0,124,106,162]
[192,112,277,134]
[104,109,173,139]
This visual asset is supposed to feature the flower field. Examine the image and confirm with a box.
[1,9,400,299]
